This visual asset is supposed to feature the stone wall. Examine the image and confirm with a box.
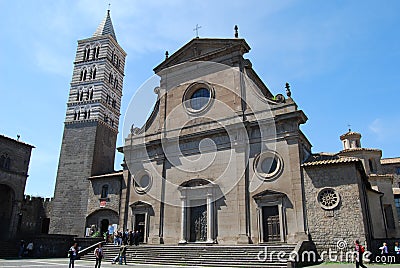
[303,162,368,255]
[20,195,52,236]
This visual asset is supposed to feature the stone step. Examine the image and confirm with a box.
[80,243,295,267]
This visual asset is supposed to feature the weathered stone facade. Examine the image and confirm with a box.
[45,13,400,263]
[303,162,368,253]
[0,134,34,240]
[19,195,52,236]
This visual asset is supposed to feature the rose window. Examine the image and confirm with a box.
[317,188,340,210]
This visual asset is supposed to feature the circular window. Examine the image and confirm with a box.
[134,171,152,194]
[317,188,340,210]
[182,82,214,115]
[254,151,283,181]
[190,88,210,110]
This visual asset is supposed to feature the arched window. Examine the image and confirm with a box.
[96,46,100,58]
[80,91,84,101]
[89,88,94,100]
[80,70,83,81]
[92,67,96,80]
[76,91,79,101]
[85,47,90,61]
[101,185,109,198]
[74,111,77,120]
[0,155,5,168]
[1,154,10,170]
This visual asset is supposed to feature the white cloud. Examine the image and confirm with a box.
[369,118,399,141]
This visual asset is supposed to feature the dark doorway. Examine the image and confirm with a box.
[262,206,280,242]
[100,219,109,236]
[41,218,50,234]
[0,184,14,240]
[134,214,145,243]
[189,204,207,242]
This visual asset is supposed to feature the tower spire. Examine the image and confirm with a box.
[93,9,117,41]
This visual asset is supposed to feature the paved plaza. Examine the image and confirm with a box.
[0,259,399,268]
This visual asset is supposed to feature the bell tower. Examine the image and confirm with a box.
[50,10,126,236]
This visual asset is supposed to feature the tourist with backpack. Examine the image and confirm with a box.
[94,243,104,268]
[355,240,367,268]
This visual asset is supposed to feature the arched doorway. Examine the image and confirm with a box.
[0,184,15,240]
[86,209,119,237]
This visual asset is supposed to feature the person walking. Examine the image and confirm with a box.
[68,242,79,268]
[18,240,25,258]
[395,242,400,263]
[354,240,367,268]
[94,243,104,268]
[119,244,127,265]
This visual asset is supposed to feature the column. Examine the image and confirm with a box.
[179,196,187,243]
[206,193,214,243]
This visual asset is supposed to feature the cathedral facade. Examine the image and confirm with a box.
[49,11,400,255]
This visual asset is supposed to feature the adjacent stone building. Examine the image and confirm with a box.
[47,11,400,258]
[0,134,34,240]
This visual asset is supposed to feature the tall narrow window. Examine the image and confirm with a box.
[80,71,83,81]
[96,46,100,58]
[83,70,87,81]
[89,88,93,100]
[85,47,90,61]
[101,185,109,198]
[92,68,96,79]
[384,205,396,229]
[369,159,375,173]
[0,155,5,168]
[394,195,400,221]
[76,91,79,101]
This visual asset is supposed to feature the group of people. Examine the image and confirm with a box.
[112,230,141,246]
[17,240,34,258]
[354,240,400,268]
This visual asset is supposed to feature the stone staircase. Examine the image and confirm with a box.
[0,241,19,259]
[80,243,296,267]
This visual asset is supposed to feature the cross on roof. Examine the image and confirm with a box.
[193,24,202,38]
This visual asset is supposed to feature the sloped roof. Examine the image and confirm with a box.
[381,157,400,165]
[93,10,117,41]
[340,130,361,140]
[302,153,360,167]
[153,38,250,73]
[88,171,123,180]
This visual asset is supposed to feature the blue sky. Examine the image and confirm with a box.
[1,0,399,197]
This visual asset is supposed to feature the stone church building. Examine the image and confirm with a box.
[49,10,400,254]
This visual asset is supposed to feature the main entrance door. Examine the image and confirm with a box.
[134,214,145,243]
[262,206,280,242]
[189,204,207,242]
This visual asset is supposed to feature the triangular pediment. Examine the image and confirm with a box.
[154,38,250,73]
